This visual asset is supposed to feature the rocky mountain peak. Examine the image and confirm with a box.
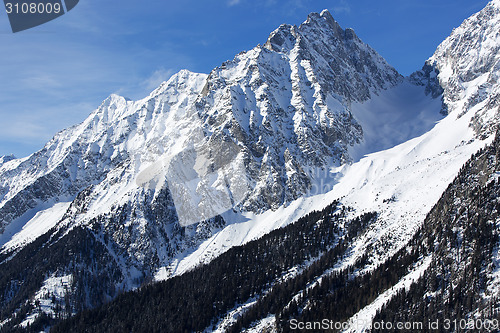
[265,9,359,55]
[304,9,344,37]
[263,24,297,53]
[0,9,417,327]
[0,9,405,239]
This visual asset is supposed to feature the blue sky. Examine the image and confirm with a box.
[0,0,490,158]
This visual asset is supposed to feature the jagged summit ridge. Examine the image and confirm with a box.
[265,10,351,54]
[264,9,401,103]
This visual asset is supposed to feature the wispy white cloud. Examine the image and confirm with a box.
[142,68,175,92]
[227,0,242,6]
[0,99,95,156]
[333,0,351,14]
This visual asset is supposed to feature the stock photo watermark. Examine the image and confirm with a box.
[289,318,500,331]
[4,0,79,32]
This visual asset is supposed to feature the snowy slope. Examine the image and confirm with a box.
[0,201,71,250]
[349,80,443,160]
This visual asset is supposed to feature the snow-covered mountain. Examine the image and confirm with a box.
[0,9,402,275]
[1,1,500,331]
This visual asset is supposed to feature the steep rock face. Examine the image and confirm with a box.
[195,9,401,211]
[418,0,500,136]
[265,10,400,102]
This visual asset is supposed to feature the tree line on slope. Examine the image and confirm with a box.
[0,226,123,333]
[50,201,378,332]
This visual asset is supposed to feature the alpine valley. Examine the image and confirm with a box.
[1,1,500,332]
